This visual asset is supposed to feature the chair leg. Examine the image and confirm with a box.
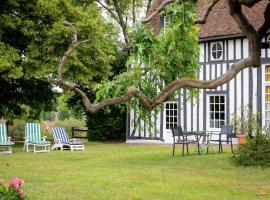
[230,139,233,153]
[186,144,189,155]
[182,143,185,156]
[173,142,175,156]
[221,142,223,153]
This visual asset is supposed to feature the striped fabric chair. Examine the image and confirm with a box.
[0,124,14,154]
[24,123,50,153]
[52,127,85,151]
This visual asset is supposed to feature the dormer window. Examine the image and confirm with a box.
[211,42,223,60]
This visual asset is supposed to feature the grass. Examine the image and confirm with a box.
[1,143,270,200]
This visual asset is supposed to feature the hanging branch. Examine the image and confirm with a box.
[57,0,266,113]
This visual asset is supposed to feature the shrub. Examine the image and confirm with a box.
[0,178,26,199]
[8,120,26,141]
[87,106,126,141]
[232,134,270,167]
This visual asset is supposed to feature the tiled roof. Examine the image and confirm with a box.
[147,0,268,39]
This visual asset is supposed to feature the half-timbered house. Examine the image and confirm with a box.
[126,0,270,143]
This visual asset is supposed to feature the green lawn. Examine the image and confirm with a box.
[0,143,270,200]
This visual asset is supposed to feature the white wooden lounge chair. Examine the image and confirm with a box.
[52,127,85,151]
[0,124,14,154]
[23,123,51,153]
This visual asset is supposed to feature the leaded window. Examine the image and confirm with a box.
[165,102,178,129]
[211,42,223,60]
[209,95,226,128]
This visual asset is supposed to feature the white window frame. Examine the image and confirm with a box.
[263,64,270,127]
[207,94,226,131]
[211,42,223,61]
[164,102,178,130]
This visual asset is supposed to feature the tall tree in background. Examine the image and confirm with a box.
[96,0,153,45]
[0,0,118,119]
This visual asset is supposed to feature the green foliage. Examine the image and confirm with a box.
[87,106,126,141]
[0,78,57,120]
[232,133,270,167]
[96,1,200,122]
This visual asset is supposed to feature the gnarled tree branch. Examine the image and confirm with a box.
[57,0,264,113]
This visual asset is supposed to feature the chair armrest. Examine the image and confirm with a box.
[23,136,29,142]
[42,136,48,141]
[7,137,12,142]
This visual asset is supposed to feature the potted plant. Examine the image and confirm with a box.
[231,105,261,144]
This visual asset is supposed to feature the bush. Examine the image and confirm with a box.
[87,106,126,141]
[8,120,26,141]
[0,178,26,199]
[232,134,270,167]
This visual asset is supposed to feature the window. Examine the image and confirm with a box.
[165,102,178,129]
[211,42,223,60]
[164,15,171,26]
[209,95,225,128]
[265,65,270,126]
[265,86,270,126]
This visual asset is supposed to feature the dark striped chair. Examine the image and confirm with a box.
[52,127,85,151]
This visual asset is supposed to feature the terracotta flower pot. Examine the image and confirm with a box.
[236,134,247,144]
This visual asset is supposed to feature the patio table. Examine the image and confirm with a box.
[183,131,211,155]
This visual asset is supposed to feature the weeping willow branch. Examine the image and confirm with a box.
[56,0,265,114]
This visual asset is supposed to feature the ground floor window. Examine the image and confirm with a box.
[209,95,226,128]
[265,65,270,126]
[165,102,178,129]
[265,86,270,126]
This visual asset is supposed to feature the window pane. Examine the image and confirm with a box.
[265,74,270,82]
[266,65,270,73]
[266,94,270,102]
[216,43,222,51]
[220,104,225,111]
[266,86,270,93]
[220,96,225,103]
[220,121,225,126]
[215,113,219,119]
[210,120,214,128]
[210,104,214,111]
[215,96,219,103]
[217,51,222,59]
[170,104,173,109]
[215,121,219,128]
[174,103,177,109]
[210,112,214,119]
[170,110,173,115]
[220,113,225,120]
[266,103,270,110]
[210,96,214,103]
[166,104,169,109]
[215,104,219,111]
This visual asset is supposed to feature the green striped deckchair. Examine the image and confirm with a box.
[0,124,14,154]
[24,123,51,153]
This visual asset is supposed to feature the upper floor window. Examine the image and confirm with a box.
[211,42,223,60]
[265,65,270,82]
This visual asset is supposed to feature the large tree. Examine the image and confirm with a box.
[0,0,118,118]
[55,0,270,118]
